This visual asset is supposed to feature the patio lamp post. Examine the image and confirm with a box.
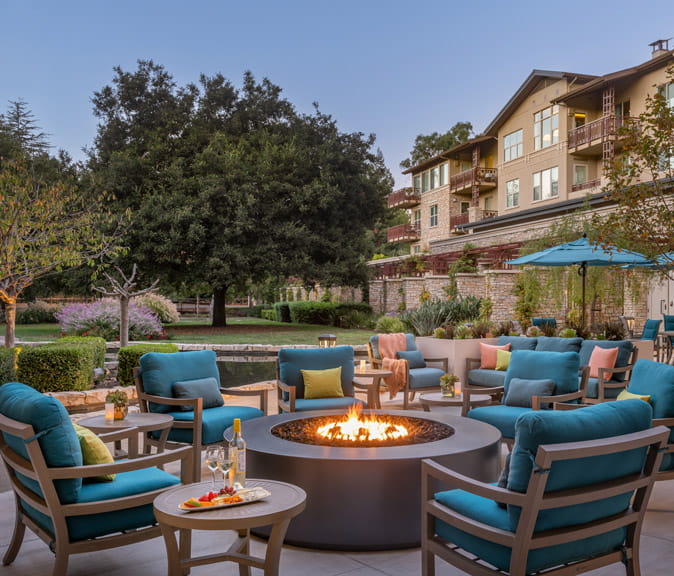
[318,334,337,348]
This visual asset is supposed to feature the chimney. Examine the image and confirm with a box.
[649,38,671,58]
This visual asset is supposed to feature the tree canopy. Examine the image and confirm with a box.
[89,61,392,325]
[399,121,473,169]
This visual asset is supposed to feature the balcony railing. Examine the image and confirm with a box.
[571,178,601,193]
[386,223,420,243]
[387,186,421,209]
[450,167,498,192]
[567,115,635,150]
[451,209,498,230]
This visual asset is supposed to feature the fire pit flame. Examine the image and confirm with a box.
[316,405,409,442]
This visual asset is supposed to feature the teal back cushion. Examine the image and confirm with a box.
[139,350,220,413]
[0,382,82,504]
[503,350,580,399]
[628,359,674,442]
[497,335,537,351]
[369,333,416,360]
[641,319,661,341]
[507,399,653,532]
[579,340,633,382]
[278,346,355,399]
[535,336,583,353]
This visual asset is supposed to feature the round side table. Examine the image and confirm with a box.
[153,479,306,576]
[419,392,492,416]
[353,367,392,408]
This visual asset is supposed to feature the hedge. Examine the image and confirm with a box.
[0,347,17,384]
[17,344,95,393]
[260,309,276,321]
[273,302,291,323]
[55,336,106,368]
[117,343,179,387]
[288,301,336,325]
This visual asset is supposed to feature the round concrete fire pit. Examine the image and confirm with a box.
[244,409,500,550]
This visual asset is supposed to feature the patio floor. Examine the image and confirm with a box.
[2,390,674,575]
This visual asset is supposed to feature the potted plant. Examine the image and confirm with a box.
[439,373,460,398]
[105,390,129,420]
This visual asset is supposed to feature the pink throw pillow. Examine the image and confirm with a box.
[588,346,619,378]
[480,343,511,370]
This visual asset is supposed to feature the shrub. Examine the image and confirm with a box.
[288,301,336,325]
[0,347,18,384]
[273,302,291,323]
[135,292,180,324]
[56,336,106,368]
[260,309,276,321]
[375,315,405,334]
[400,297,482,337]
[117,343,179,387]
[16,300,61,324]
[334,302,373,328]
[56,298,164,341]
[17,343,95,392]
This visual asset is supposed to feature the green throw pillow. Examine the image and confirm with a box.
[301,366,344,399]
[495,349,512,371]
[73,423,115,482]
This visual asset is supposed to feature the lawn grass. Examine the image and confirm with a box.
[3,317,375,346]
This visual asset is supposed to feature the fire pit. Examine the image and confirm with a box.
[244,409,500,550]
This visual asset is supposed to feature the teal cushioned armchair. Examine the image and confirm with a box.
[0,382,193,576]
[421,400,668,575]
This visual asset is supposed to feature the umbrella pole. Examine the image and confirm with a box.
[578,262,587,329]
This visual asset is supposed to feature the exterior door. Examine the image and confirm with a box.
[648,275,674,318]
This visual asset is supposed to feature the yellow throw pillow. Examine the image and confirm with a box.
[73,423,115,482]
[617,389,651,403]
[495,349,512,371]
[301,366,344,399]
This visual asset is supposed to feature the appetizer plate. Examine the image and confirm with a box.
[179,486,271,512]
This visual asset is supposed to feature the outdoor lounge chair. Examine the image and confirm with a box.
[421,400,668,576]
[134,349,266,482]
[0,382,193,576]
[276,345,368,412]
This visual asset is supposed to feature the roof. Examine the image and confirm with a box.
[555,50,674,108]
[401,135,497,175]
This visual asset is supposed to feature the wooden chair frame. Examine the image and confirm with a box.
[421,425,669,576]
[366,341,449,409]
[583,347,639,404]
[134,366,267,482]
[0,412,193,576]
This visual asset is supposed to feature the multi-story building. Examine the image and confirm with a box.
[372,41,674,322]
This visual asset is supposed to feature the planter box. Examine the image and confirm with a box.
[416,337,497,386]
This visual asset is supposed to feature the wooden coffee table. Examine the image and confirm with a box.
[153,479,306,576]
[419,392,492,416]
[354,367,392,408]
[77,412,173,458]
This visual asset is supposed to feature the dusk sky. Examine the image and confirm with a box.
[3,1,674,187]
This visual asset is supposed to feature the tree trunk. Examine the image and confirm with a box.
[212,287,227,327]
[3,298,16,348]
[120,296,130,347]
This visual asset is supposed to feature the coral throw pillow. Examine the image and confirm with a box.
[480,343,511,369]
[588,346,619,379]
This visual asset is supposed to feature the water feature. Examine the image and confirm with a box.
[217,356,276,388]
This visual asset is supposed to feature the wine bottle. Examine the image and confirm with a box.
[228,418,246,489]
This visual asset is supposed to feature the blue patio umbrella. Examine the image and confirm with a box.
[506,235,650,327]
[622,252,674,270]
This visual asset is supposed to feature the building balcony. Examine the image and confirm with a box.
[451,209,498,231]
[386,223,420,243]
[387,187,421,209]
[450,167,498,194]
[570,178,601,193]
[567,115,636,156]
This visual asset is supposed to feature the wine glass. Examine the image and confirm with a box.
[219,450,233,489]
[205,446,223,490]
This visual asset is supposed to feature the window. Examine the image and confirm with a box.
[533,167,559,201]
[506,179,519,208]
[422,171,430,192]
[574,165,588,185]
[413,209,421,230]
[413,245,421,254]
[440,163,448,186]
[484,196,493,211]
[430,204,438,227]
[534,105,559,150]
[430,167,439,189]
[503,129,523,162]
[573,112,586,128]
[657,84,674,170]
[460,202,469,214]
[413,175,421,192]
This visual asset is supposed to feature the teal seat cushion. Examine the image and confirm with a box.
[293,397,364,412]
[628,359,674,445]
[369,333,416,360]
[408,367,445,390]
[507,400,653,532]
[535,336,583,353]
[579,340,633,382]
[0,382,82,504]
[504,350,580,397]
[433,488,626,574]
[278,346,355,400]
[497,336,537,351]
[467,405,531,439]
[157,405,263,445]
[467,369,506,388]
[140,350,221,413]
[584,377,624,400]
